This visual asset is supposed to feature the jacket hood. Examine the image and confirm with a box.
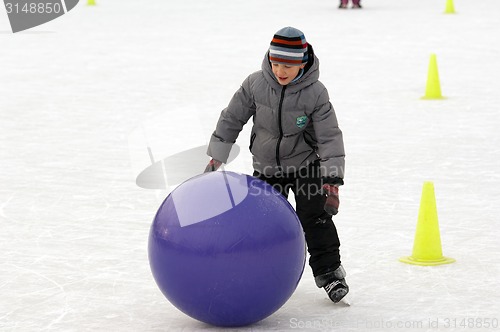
[262,44,320,93]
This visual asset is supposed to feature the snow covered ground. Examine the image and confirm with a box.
[1,0,499,330]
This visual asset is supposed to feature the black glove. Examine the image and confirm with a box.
[204,159,222,173]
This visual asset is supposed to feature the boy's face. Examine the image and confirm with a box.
[271,63,306,86]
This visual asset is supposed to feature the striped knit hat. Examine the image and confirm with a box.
[269,27,308,66]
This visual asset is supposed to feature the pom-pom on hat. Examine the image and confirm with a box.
[269,27,308,66]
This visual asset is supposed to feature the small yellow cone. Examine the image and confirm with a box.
[444,0,456,14]
[400,182,455,266]
[87,0,96,5]
[421,54,445,100]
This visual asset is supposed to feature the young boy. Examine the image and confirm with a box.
[204,27,348,303]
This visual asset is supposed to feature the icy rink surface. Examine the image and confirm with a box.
[1,0,499,331]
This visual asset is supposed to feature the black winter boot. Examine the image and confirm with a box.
[315,265,349,303]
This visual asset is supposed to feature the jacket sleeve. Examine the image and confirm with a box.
[311,88,345,180]
[207,76,256,163]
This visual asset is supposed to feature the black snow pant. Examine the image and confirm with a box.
[253,161,341,277]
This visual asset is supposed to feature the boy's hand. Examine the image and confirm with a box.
[204,159,222,173]
[322,184,340,215]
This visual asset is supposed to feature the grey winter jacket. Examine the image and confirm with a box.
[207,45,345,179]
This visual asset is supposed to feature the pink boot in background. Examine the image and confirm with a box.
[352,0,362,8]
[339,0,362,9]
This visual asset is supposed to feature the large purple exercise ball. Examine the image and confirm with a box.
[148,171,306,327]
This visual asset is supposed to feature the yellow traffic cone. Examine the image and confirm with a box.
[421,54,445,100]
[400,182,455,266]
[87,0,96,5]
[444,0,456,14]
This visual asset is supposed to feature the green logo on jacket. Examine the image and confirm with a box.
[296,115,308,128]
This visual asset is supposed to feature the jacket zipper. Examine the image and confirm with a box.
[275,85,286,170]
